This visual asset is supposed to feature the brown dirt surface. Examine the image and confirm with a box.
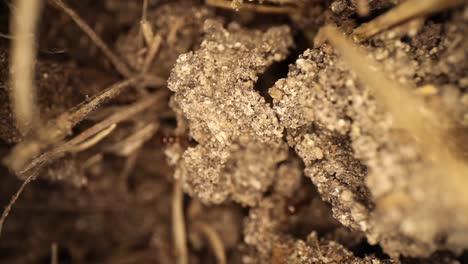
[0,0,467,263]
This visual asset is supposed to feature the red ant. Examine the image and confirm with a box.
[155,132,196,149]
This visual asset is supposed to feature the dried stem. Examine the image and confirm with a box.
[105,122,159,157]
[140,0,154,46]
[118,150,140,191]
[65,94,159,152]
[51,243,58,264]
[0,170,36,239]
[6,0,163,195]
[193,222,226,264]
[69,123,116,153]
[48,0,134,77]
[167,19,183,46]
[18,92,165,177]
[133,34,162,96]
[353,0,465,42]
[5,77,142,173]
[206,0,298,14]
[10,0,43,134]
[141,34,163,75]
[140,22,154,47]
[142,0,148,21]
[64,77,141,127]
[82,153,103,170]
[0,93,165,238]
[172,178,188,264]
[322,25,468,207]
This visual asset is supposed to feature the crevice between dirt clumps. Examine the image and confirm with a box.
[165,17,384,262]
[0,0,467,263]
[253,29,310,106]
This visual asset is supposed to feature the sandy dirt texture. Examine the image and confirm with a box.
[0,0,467,263]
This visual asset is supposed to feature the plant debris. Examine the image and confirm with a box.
[0,0,467,263]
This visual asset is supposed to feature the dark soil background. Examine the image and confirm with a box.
[0,0,467,263]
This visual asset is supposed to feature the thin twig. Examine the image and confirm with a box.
[69,123,116,153]
[65,77,141,128]
[353,0,465,42]
[193,222,227,264]
[206,0,298,14]
[140,0,153,46]
[105,122,159,157]
[167,19,183,46]
[142,0,148,21]
[140,22,154,47]
[0,93,165,238]
[314,237,323,259]
[18,92,166,177]
[141,34,163,75]
[5,77,141,173]
[10,0,42,134]
[48,0,134,77]
[82,153,103,170]
[0,170,37,239]
[172,178,188,264]
[51,243,58,264]
[135,34,163,95]
[118,150,140,192]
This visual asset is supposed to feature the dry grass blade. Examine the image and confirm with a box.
[6,0,160,172]
[0,170,36,239]
[18,92,165,177]
[172,178,188,264]
[69,123,116,153]
[48,0,134,77]
[193,222,227,264]
[118,150,140,189]
[353,0,465,42]
[51,243,58,264]
[105,122,159,157]
[5,77,141,173]
[10,0,42,134]
[140,21,154,47]
[136,34,163,94]
[0,93,165,239]
[140,0,153,47]
[64,77,141,127]
[167,19,183,46]
[142,0,149,22]
[322,25,468,207]
[141,34,163,75]
[206,0,298,14]
[82,153,103,170]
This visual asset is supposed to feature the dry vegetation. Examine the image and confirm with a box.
[0,0,467,263]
